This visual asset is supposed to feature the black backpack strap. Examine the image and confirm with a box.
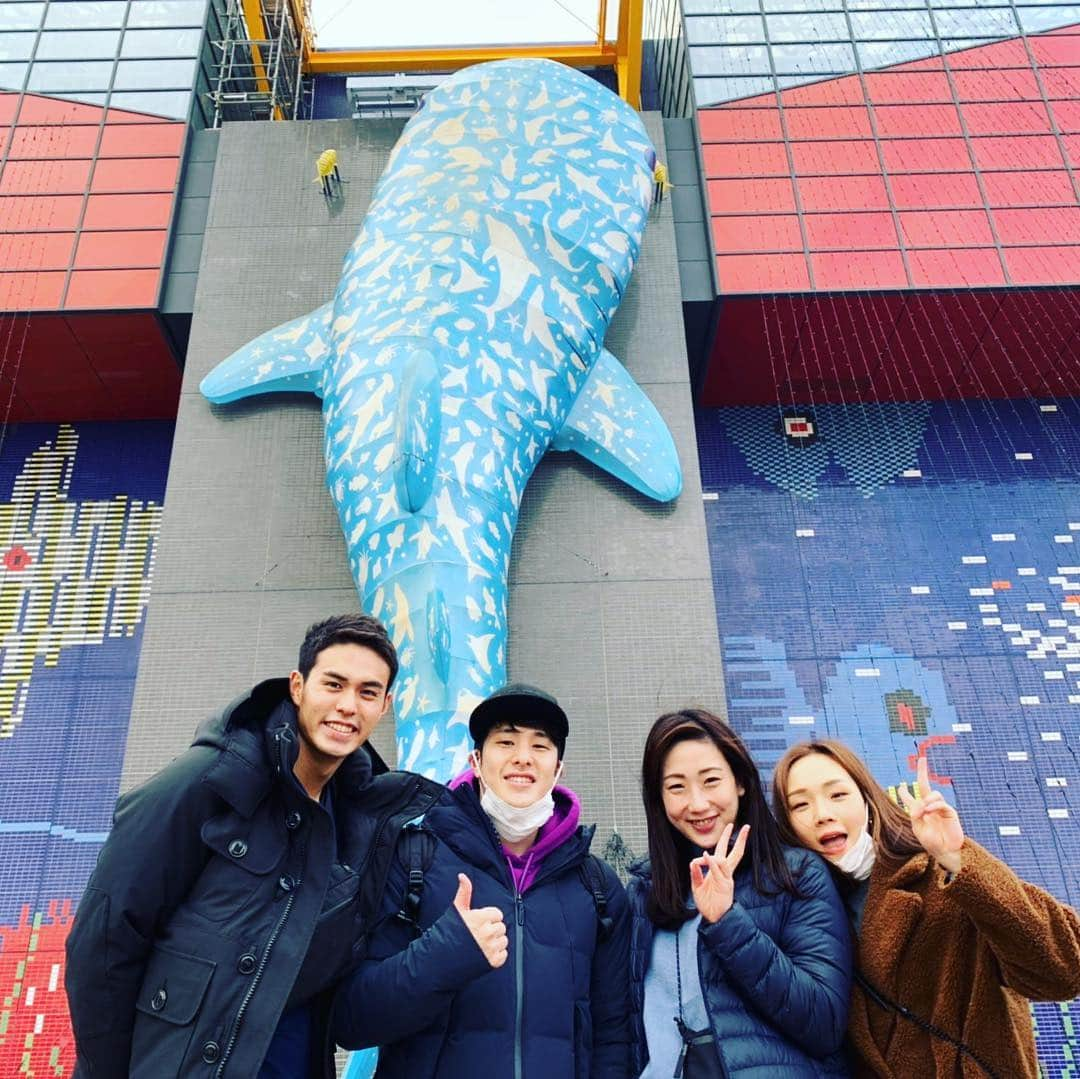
[394,822,434,938]
[578,854,614,941]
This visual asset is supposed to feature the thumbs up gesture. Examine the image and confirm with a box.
[453,874,508,969]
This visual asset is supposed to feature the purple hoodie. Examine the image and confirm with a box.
[449,769,581,893]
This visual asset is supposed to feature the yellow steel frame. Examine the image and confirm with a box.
[253,0,644,109]
[240,0,272,92]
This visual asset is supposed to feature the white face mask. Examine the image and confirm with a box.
[832,804,875,881]
[471,753,562,844]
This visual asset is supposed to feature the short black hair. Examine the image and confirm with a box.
[297,613,398,687]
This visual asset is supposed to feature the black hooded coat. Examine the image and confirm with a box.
[64,678,440,1079]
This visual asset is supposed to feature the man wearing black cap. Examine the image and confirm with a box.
[332,683,632,1078]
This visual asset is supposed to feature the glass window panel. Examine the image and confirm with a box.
[772,42,856,72]
[36,30,121,59]
[689,44,772,76]
[694,74,778,105]
[1019,5,1080,30]
[108,89,190,118]
[27,60,113,91]
[930,0,1013,6]
[767,12,849,41]
[764,0,845,9]
[684,0,762,12]
[1,4,44,30]
[0,62,28,90]
[847,0,933,8]
[933,7,1018,34]
[127,0,209,26]
[45,1,126,28]
[857,39,939,66]
[114,57,197,89]
[0,33,35,60]
[776,72,829,90]
[121,27,202,56]
[850,10,934,38]
[686,14,766,42]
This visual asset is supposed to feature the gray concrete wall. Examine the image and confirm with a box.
[125,112,725,863]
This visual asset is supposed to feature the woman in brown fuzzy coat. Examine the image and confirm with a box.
[772,742,1080,1078]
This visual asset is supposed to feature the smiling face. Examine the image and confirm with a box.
[661,736,744,851]
[784,751,868,862]
[289,642,392,778]
[473,723,560,808]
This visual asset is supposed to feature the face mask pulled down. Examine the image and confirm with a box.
[472,754,562,844]
[832,804,875,881]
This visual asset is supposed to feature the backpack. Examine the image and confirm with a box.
[393,821,614,940]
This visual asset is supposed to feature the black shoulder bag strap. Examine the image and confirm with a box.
[394,822,433,938]
[578,854,614,940]
[855,972,1001,1079]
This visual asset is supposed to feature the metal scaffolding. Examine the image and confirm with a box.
[209,0,309,126]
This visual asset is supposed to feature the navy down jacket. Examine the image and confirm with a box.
[628,848,852,1078]
[332,780,632,1078]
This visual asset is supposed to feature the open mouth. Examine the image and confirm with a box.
[323,720,358,736]
[818,830,848,856]
[686,815,719,835]
[505,774,535,787]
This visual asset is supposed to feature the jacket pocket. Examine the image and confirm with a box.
[131,947,216,1077]
[574,1000,593,1079]
[184,811,285,923]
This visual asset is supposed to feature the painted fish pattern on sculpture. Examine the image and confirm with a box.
[203,59,682,779]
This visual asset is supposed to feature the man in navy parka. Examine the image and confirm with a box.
[332,684,632,1077]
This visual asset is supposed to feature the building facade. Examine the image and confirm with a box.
[0,0,1078,1071]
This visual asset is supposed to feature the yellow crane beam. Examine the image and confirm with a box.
[288,0,645,108]
[303,41,619,76]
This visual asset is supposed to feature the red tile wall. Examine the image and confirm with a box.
[0,93,184,418]
[0,92,184,314]
[701,25,1080,299]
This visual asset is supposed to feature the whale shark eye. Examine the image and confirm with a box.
[2,546,32,572]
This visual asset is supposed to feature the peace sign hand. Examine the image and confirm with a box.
[690,822,751,924]
[897,755,964,875]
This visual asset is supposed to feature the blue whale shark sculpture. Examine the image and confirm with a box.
[202,59,682,780]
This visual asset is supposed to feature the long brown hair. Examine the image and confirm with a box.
[771,740,923,864]
[642,709,802,929]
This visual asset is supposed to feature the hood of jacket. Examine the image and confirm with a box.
[190,677,388,818]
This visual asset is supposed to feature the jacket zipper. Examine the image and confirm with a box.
[476,807,590,1079]
[514,892,525,1079]
[217,733,307,1079]
[215,884,298,1077]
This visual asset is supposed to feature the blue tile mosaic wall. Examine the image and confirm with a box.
[698,398,1080,1077]
[0,421,171,1073]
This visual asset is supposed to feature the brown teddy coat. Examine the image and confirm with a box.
[849,838,1080,1077]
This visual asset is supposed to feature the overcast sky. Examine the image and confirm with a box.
[310,0,613,51]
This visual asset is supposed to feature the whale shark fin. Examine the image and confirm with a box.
[394,349,442,512]
[199,302,333,404]
[426,588,452,686]
[552,348,682,502]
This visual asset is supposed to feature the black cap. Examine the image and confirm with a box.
[469,683,569,758]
